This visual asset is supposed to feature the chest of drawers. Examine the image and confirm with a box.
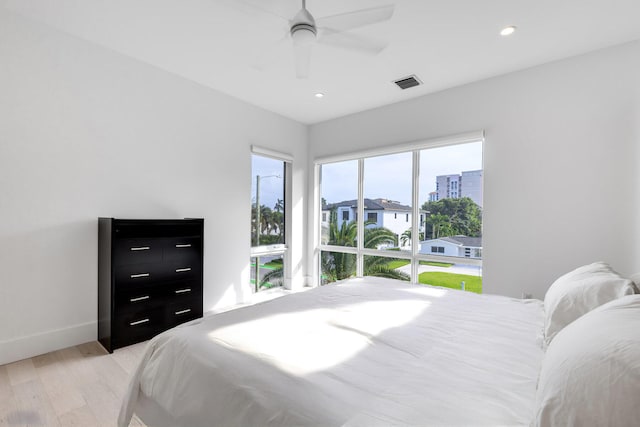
[98,218,204,352]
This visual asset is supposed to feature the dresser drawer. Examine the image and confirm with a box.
[165,298,203,329]
[164,261,201,281]
[166,281,201,302]
[113,307,164,348]
[114,262,165,286]
[164,237,201,262]
[114,238,163,266]
[115,285,165,313]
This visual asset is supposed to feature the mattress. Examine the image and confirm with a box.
[119,277,544,426]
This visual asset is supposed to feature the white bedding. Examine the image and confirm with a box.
[119,277,544,427]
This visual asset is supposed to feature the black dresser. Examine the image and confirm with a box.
[98,218,204,353]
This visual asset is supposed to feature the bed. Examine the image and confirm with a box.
[118,277,545,426]
[118,266,640,427]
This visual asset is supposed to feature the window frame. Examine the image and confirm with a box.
[250,146,293,291]
[314,131,484,286]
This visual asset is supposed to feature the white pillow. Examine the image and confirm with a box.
[543,262,634,345]
[533,294,640,427]
[628,272,640,293]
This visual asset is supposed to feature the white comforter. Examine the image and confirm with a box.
[119,277,544,427]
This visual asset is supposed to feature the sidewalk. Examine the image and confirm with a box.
[396,262,482,277]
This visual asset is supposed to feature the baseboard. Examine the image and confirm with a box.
[0,321,96,365]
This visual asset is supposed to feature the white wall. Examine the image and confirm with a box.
[0,9,307,364]
[309,41,640,299]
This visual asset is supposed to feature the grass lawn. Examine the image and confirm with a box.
[418,271,482,293]
[385,259,411,269]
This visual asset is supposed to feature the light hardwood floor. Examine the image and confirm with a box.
[0,341,148,427]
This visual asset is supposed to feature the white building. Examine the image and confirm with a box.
[433,170,483,207]
[419,236,482,259]
[322,198,427,248]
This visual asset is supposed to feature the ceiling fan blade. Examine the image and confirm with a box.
[316,5,394,33]
[293,41,312,79]
[318,30,387,55]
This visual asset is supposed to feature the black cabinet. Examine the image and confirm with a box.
[98,218,204,353]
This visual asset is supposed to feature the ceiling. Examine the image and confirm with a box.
[2,0,640,124]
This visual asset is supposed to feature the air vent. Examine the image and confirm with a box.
[394,75,422,90]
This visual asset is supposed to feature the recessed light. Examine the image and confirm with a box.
[315,93,324,98]
[500,26,517,36]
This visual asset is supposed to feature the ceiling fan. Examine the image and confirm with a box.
[240,0,395,78]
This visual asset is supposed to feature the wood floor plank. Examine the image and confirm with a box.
[0,342,147,426]
[79,380,123,427]
[58,404,99,427]
[35,352,87,417]
[11,378,61,426]
[0,365,13,403]
[0,395,20,426]
[111,342,148,375]
[5,358,37,386]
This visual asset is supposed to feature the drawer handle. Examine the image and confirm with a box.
[130,318,150,326]
[175,268,191,273]
[175,288,191,294]
[175,309,191,315]
[175,244,192,248]
[130,273,150,278]
[130,295,150,302]
[130,246,150,251]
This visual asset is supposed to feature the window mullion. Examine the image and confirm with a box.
[356,158,365,277]
[411,150,420,284]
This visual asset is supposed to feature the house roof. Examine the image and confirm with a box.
[427,235,483,248]
[327,198,412,212]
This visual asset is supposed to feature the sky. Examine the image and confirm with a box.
[251,141,483,209]
[251,155,285,209]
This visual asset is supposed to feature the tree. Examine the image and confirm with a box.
[400,229,424,247]
[251,203,282,246]
[421,197,482,239]
[320,214,409,283]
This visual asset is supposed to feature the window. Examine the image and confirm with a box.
[367,212,378,222]
[322,212,327,222]
[320,159,357,248]
[363,152,412,253]
[251,152,289,292]
[317,135,483,293]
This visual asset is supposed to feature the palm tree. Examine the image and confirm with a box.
[400,229,424,247]
[428,213,454,239]
[320,216,409,283]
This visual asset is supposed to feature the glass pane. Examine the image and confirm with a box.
[363,255,410,281]
[251,155,285,247]
[418,141,483,290]
[320,160,358,246]
[363,152,412,253]
[320,251,356,285]
[250,254,284,292]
